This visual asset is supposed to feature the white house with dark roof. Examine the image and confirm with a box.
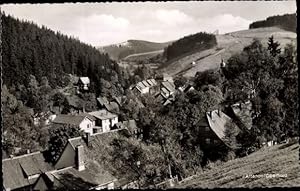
[52,114,96,134]
[2,152,53,191]
[88,110,118,133]
[77,77,90,92]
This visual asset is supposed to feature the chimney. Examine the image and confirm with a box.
[75,145,85,171]
[85,132,93,146]
[217,109,221,117]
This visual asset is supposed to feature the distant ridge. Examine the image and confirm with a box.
[98,40,173,60]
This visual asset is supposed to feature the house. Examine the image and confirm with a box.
[52,114,96,135]
[88,110,118,133]
[155,92,174,106]
[157,73,173,83]
[161,81,176,98]
[97,96,109,108]
[133,81,149,94]
[77,77,90,92]
[38,129,130,190]
[132,79,158,95]
[178,84,195,93]
[66,95,84,114]
[113,120,139,138]
[197,110,240,153]
[2,152,53,191]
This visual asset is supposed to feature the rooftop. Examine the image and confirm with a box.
[79,77,90,85]
[2,152,53,190]
[206,110,240,141]
[88,110,117,120]
[52,114,95,126]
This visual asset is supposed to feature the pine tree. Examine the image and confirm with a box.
[267,35,281,57]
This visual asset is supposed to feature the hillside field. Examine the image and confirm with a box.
[176,141,300,188]
[159,27,296,77]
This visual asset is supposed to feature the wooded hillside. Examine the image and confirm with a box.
[249,13,296,32]
[2,12,129,96]
[163,32,217,62]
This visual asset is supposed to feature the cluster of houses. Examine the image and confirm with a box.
[3,105,140,190]
[3,72,285,190]
[130,73,177,106]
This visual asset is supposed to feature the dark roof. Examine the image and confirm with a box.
[52,114,95,126]
[120,120,137,134]
[112,96,123,106]
[104,102,119,112]
[88,110,118,120]
[52,129,129,189]
[206,110,240,142]
[2,152,53,190]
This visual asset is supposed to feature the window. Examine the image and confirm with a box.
[205,138,210,144]
[87,124,90,128]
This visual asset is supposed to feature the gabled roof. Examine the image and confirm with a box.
[146,79,154,86]
[161,81,176,94]
[112,96,123,106]
[206,110,240,141]
[79,77,90,85]
[136,82,147,90]
[52,129,128,189]
[120,120,137,134]
[2,152,53,190]
[88,110,117,120]
[52,114,95,126]
[97,96,109,106]
[149,79,157,85]
[142,80,151,87]
[103,102,119,112]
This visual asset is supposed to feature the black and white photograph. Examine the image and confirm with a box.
[1,1,298,190]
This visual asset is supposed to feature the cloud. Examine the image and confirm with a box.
[196,14,252,33]
[69,14,130,45]
[155,9,194,26]
[78,14,130,30]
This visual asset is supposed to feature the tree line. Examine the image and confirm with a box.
[2,12,131,97]
[100,37,298,187]
[163,32,217,62]
[249,13,296,32]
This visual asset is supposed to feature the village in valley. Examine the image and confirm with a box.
[1,2,299,190]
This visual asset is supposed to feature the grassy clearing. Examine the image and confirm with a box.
[160,27,296,78]
[177,142,300,188]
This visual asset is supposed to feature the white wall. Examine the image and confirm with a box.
[102,119,110,132]
[79,118,95,134]
[111,117,118,127]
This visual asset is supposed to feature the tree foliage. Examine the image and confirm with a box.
[163,32,217,61]
[45,123,83,163]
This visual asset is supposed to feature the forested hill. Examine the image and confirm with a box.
[163,32,217,62]
[249,13,296,32]
[98,40,172,60]
[2,13,128,95]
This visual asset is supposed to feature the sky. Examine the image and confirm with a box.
[1,1,297,47]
